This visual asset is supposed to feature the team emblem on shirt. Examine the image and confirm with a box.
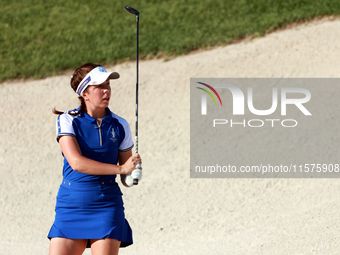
[110,128,117,142]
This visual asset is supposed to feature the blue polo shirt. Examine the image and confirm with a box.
[56,108,134,182]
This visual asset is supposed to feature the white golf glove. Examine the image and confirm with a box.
[125,168,142,187]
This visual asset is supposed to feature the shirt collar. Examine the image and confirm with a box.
[82,108,113,124]
[102,108,113,123]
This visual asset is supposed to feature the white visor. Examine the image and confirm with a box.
[76,66,120,96]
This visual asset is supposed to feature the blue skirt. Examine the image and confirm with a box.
[48,179,133,248]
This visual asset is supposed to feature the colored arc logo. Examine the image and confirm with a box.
[196,82,222,106]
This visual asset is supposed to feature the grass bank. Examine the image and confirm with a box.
[1,0,340,81]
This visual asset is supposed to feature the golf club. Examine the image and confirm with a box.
[124,6,140,185]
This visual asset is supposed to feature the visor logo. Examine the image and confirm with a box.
[98,66,107,73]
[77,76,91,95]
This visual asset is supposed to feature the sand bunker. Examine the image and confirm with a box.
[1,18,340,255]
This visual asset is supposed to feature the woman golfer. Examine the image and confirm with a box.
[48,63,142,255]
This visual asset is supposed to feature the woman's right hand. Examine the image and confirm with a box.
[120,153,142,175]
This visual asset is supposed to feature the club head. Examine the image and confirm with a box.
[124,6,139,16]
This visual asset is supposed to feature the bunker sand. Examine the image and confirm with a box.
[1,18,340,255]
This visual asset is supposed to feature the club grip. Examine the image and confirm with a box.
[133,179,139,185]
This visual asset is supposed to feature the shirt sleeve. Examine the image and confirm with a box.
[118,118,134,152]
[56,113,76,142]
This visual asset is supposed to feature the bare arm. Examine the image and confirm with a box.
[119,150,133,187]
[59,136,140,175]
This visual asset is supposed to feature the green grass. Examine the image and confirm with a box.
[1,0,340,81]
